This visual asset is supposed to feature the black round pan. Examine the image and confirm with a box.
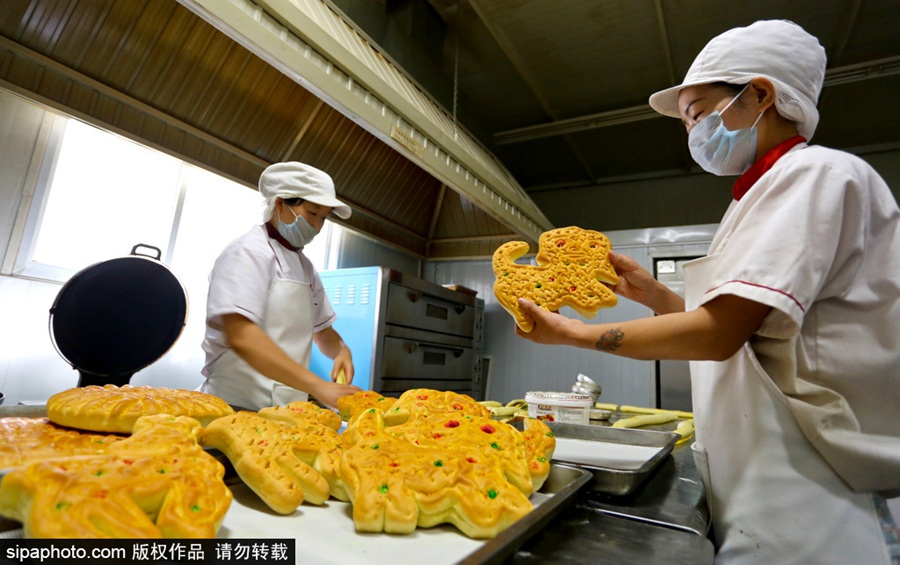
[49,244,188,387]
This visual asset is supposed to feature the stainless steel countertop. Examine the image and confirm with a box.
[583,442,710,536]
[507,504,714,564]
[504,418,714,564]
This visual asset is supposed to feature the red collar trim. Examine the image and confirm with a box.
[733,135,806,201]
[264,222,300,252]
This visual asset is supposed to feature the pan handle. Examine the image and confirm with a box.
[130,243,162,261]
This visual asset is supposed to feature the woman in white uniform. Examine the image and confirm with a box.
[515,20,900,564]
[201,162,361,411]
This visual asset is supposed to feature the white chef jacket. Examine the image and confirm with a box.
[698,141,900,494]
[201,225,336,377]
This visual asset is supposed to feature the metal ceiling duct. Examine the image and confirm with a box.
[178,0,552,246]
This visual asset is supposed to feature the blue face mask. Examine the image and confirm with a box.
[688,85,764,176]
[277,205,319,248]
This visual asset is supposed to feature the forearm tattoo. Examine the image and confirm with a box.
[595,327,624,352]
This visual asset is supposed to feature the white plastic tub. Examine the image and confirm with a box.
[525,391,592,425]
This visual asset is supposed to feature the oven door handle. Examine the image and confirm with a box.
[406,291,467,315]
[402,341,465,358]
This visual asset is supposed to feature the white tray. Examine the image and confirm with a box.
[545,422,678,496]
[220,463,590,565]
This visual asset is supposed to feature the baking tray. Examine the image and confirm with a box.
[219,462,590,565]
[0,406,592,562]
[459,463,590,564]
[0,461,590,565]
[544,422,678,496]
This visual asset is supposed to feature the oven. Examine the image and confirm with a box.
[310,267,484,399]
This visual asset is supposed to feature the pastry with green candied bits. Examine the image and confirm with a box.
[336,390,399,424]
[492,226,618,332]
[340,402,556,538]
[0,414,232,538]
[0,417,125,469]
[200,409,348,514]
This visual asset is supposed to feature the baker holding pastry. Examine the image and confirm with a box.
[200,162,361,411]
[515,20,900,564]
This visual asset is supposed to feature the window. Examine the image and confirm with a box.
[29,119,183,274]
[14,116,343,284]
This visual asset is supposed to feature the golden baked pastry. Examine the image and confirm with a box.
[386,412,534,497]
[258,401,348,501]
[337,390,398,424]
[259,401,342,431]
[338,389,555,538]
[0,414,232,538]
[520,417,555,492]
[47,384,234,434]
[0,417,125,469]
[201,410,346,514]
[380,388,491,426]
[493,226,619,332]
[340,409,533,538]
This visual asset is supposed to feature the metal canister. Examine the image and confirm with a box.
[572,373,602,403]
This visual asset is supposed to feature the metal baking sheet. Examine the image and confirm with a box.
[545,422,678,496]
[0,463,590,565]
[459,464,590,564]
[0,406,592,561]
[220,463,590,565]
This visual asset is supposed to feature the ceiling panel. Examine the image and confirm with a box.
[1,0,897,262]
[841,0,900,64]
[0,0,530,261]
[816,75,900,148]
[402,0,900,204]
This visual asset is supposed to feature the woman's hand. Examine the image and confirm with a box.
[608,252,685,315]
[515,298,584,346]
[225,314,362,407]
[607,251,657,303]
[312,381,362,410]
[331,346,355,384]
[516,293,771,362]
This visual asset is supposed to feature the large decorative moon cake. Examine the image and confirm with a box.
[380,388,491,425]
[493,226,619,332]
[341,409,533,538]
[47,384,234,434]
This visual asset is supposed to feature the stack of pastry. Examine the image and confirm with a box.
[1,384,556,541]
[47,384,235,433]
[339,388,555,538]
[0,384,237,538]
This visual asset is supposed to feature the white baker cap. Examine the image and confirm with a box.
[648,20,827,140]
[260,162,351,221]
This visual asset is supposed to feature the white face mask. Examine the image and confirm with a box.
[277,205,319,248]
[688,85,765,176]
